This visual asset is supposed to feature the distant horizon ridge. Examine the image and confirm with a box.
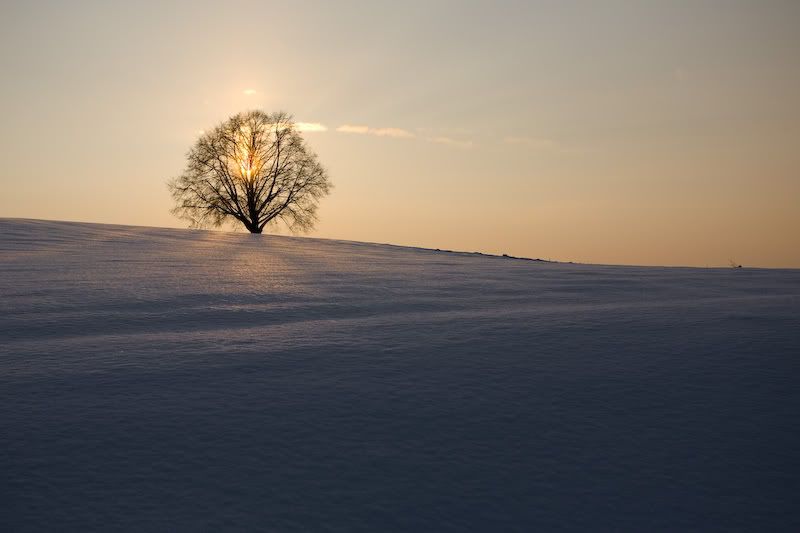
[1,217,791,270]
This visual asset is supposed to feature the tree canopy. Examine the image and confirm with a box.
[169,110,331,234]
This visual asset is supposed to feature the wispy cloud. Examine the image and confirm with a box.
[336,124,475,148]
[504,136,561,151]
[295,122,327,132]
[428,136,473,149]
[336,124,415,139]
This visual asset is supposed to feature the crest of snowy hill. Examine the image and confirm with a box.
[1,218,799,531]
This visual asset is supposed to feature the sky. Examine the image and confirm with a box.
[1,0,798,267]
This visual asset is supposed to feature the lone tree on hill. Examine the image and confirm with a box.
[169,110,332,234]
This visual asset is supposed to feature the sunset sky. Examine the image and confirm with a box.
[1,0,798,267]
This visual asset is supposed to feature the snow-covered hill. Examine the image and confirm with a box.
[1,218,799,531]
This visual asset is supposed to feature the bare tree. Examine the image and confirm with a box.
[169,110,332,234]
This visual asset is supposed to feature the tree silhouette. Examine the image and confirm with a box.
[169,110,332,234]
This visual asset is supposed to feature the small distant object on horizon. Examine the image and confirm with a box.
[432,247,545,262]
[729,259,743,268]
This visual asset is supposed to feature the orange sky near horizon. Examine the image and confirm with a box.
[1,1,798,267]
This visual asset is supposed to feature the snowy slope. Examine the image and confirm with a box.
[1,218,799,531]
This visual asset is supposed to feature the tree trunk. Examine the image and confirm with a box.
[243,220,262,234]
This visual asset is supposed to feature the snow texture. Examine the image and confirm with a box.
[1,218,799,531]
